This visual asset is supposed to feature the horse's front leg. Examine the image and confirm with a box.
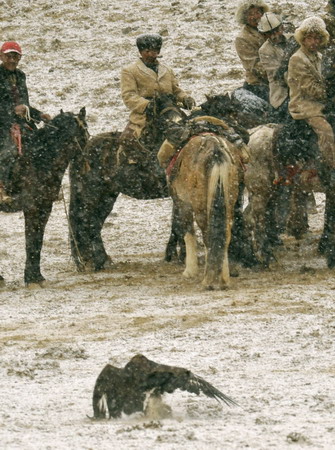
[24,203,53,285]
[323,188,335,268]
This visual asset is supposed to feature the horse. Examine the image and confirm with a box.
[0,108,88,285]
[243,120,335,268]
[168,133,241,290]
[69,94,187,271]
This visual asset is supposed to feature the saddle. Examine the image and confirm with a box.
[273,118,318,185]
[274,118,317,165]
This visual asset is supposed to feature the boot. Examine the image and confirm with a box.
[0,182,12,204]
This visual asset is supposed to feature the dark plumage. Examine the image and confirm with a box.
[92,354,238,419]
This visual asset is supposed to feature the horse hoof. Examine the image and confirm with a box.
[102,256,114,270]
[26,281,45,289]
[230,267,239,277]
[182,269,198,278]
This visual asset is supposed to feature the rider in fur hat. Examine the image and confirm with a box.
[258,12,298,122]
[118,33,195,167]
[322,1,335,99]
[287,16,335,180]
[235,0,270,102]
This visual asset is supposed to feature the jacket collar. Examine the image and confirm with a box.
[136,58,168,79]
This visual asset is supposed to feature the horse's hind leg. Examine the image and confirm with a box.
[322,189,335,268]
[87,191,118,271]
[178,205,198,278]
[165,202,186,263]
[286,186,309,240]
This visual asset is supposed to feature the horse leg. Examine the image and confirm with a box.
[179,205,198,279]
[244,188,274,267]
[85,191,118,271]
[323,188,335,268]
[229,181,258,268]
[201,168,231,290]
[286,185,309,240]
[165,202,186,263]
[24,203,53,285]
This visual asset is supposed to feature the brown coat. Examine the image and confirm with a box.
[121,59,188,137]
[259,38,288,108]
[288,47,327,120]
[235,25,268,85]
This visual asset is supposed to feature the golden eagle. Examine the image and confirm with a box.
[92,354,238,419]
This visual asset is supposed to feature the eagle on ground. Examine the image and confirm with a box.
[92,354,238,419]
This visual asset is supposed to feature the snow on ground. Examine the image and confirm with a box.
[0,1,335,449]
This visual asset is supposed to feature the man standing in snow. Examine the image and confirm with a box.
[0,41,51,203]
[234,0,270,102]
[118,33,195,165]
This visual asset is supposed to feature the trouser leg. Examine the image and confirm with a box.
[306,116,335,168]
[157,139,176,168]
[117,124,149,165]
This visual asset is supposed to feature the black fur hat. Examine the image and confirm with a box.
[136,34,163,51]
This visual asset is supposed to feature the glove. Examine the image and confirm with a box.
[145,100,155,120]
[183,96,196,110]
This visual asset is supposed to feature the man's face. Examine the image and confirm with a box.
[268,26,285,44]
[0,51,21,71]
[246,7,263,28]
[303,33,322,53]
[140,48,160,64]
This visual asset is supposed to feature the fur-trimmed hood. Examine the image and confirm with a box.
[235,0,270,25]
[295,16,329,46]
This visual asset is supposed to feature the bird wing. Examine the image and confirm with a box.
[143,361,238,407]
[178,371,239,407]
[92,364,124,419]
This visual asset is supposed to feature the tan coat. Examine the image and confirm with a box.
[121,59,188,137]
[259,39,288,108]
[288,47,327,120]
[235,25,268,85]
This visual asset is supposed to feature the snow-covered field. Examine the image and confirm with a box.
[1,1,335,449]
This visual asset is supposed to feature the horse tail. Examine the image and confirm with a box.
[205,138,234,288]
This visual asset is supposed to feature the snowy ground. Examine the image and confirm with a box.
[1,0,335,449]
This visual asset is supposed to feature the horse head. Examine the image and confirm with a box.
[200,93,236,119]
[150,93,187,129]
[29,108,89,168]
[52,107,89,147]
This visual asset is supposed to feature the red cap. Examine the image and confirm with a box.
[1,41,22,55]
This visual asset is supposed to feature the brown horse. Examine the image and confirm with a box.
[0,108,88,284]
[69,94,187,271]
[168,133,240,289]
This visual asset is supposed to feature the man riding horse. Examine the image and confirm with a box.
[287,16,335,185]
[0,41,51,203]
[118,33,195,169]
[258,12,299,123]
[234,0,270,103]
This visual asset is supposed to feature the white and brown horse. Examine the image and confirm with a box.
[168,133,240,290]
[244,123,333,267]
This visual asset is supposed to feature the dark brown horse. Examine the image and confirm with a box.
[0,108,88,285]
[69,94,187,271]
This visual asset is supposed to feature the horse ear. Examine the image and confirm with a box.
[60,109,64,114]
[79,107,86,119]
